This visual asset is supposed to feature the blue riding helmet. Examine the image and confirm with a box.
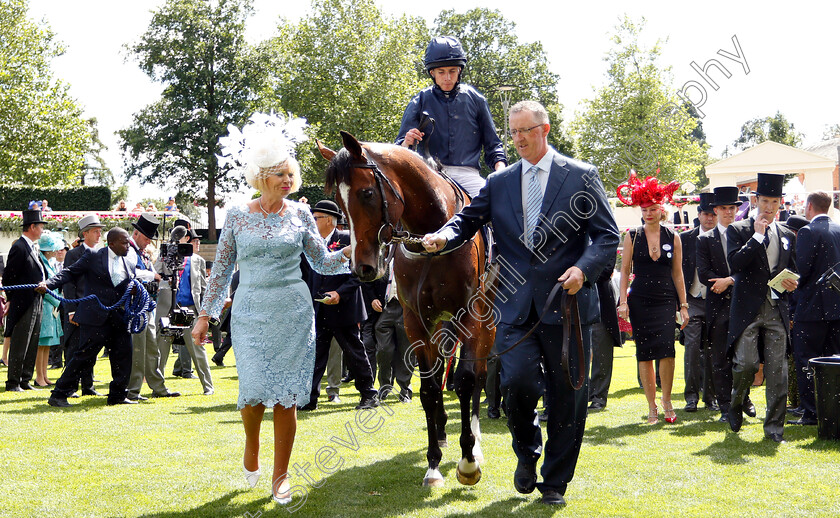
[424,36,467,72]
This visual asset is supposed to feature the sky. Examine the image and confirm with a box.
[26,0,840,217]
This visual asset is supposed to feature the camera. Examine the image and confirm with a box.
[158,237,197,337]
[160,307,196,336]
[159,242,194,272]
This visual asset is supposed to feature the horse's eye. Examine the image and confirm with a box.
[361,188,374,199]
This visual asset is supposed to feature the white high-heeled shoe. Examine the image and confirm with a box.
[243,465,261,488]
[272,481,292,505]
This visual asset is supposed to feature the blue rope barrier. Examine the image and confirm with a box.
[0,279,156,334]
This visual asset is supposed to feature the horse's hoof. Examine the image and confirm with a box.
[438,440,448,448]
[456,460,482,486]
[423,468,445,487]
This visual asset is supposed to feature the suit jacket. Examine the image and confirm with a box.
[726,218,796,348]
[61,244,92,315]
[302,229,367,326]
[45,247,136,327]
[794,215,840,322]
[361,263,389,314]
[679,226,701,295]
[2,236,46,329]
[595,253,621,347]
[439,151,619,326]
[697,227,732,323]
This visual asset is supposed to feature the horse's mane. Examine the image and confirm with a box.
[324,147,354,195]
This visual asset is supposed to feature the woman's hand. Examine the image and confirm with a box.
[192,316,210,345]
[679,307,689,330]
[618,302,628,320]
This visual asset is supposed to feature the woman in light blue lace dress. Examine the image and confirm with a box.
[192,115,349,506]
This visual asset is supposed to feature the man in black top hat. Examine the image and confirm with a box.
[680,193,718,412]
[126,214,181,400]
[300,200,378,410]
[697,186,756,423]
[3,210,47,392]
[790,191,840,426]
[726,173,798,442]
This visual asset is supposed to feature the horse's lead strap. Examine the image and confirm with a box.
[561,290,586,391]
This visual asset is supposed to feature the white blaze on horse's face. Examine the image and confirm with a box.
[338,182,356,252]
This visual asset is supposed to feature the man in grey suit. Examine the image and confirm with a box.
[424,100,619,505]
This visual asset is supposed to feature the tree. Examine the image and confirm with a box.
[119,0,267,240]
[258,0,429,184]
[569,16,708,192]
[734,111,803,150]
[0,0,92,186]
[822,124,840,140]
[434,8,573,162]
[81,117,114,186]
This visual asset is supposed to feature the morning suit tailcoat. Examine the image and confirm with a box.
[595,253,621,348]
[2,237,46,331]
[61,245,89,317]
[697,227,732,323]
[680,226,702,293]
[439,150,619,495]
[59,244,97,392]
[303,229,367,326]
[726,218,797,352]
[793,216,840,322]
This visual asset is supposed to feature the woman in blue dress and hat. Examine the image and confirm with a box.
[33,231,65,387]
[192,112,351,506]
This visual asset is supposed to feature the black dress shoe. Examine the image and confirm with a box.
[181,373,198,379]
[355,396,379,410]
[788,416,818,426]
[744,399,757,418]
[588,401,606,411]
[81,388,103,397]
[765,433,785,443]
[787,406,805,416]
[718,414,729,423]
[128,395,149,401]
[729,404,743,432]
[211,357,224,367]
[513,461,537,494]
[487,406,501,419]
[298,401,318,411]
[68,392,80,398]
[704,401,720,412]
[151,391,181,398]
[540,489,566,506]
[107,398,139,406]
[6,386,24,393]
[684,400,698,412]
[341,374,354,384]
[48,396,71,408]
[20,383,40,390]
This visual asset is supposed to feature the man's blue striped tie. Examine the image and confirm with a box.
[525,165,542,249]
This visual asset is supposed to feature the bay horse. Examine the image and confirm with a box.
[318,131,496,487]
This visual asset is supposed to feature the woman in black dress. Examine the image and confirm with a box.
[617,174,689,424]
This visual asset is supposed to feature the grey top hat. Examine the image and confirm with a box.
[77,214,105,232]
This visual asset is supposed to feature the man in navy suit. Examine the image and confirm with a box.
[423,100,619,506]
[679,193,717,412]
[790,191,840,426]
[726,173,798,442]
[3,210,47,392]
[37,228,139,407]
[301,200,378,411]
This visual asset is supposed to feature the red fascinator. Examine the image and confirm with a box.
[616,171,683,208]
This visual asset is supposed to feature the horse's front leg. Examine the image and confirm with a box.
[453,320,483,486]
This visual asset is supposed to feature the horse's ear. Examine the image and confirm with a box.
[340,131,364,159]
[316,139,336,161]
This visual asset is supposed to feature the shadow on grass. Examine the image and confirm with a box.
[0,396,108,414]
[693,431,781,465]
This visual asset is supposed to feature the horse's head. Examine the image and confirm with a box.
[318,131,403,282]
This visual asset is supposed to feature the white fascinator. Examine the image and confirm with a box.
[217,112,308,186]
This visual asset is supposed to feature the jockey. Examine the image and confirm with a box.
[396,36,507,198]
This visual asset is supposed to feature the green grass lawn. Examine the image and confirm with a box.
[2,341,840,518]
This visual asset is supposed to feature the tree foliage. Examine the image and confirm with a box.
[258,0,429,184]
[569,16,708,192]
[734,111,803,150]
[822,124,840,141]
[0,0,92,186]
[433,8,573,161]
[119,0,267,239]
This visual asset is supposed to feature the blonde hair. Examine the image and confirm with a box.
[247,157,302,194]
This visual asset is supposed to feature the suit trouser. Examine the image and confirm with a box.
[731,299,788,436]
[709,302,735,413]
[309,317,376,404]
[212,332,232,364]
[361,314,379,381]
[6,299,42,389]
[61,319,95,393]
[684,296,715,405]
[791,319,840,420]
[52,312,133,403]
[588,321,614,406]
[326,339,342,397]
[127,311,169,397]
[374,298,414,395]
[498,308,590,495]
[155,288,174,375]
[176,305,213,392]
